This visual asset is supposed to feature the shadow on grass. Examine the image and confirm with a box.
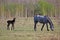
[14,29,34,32]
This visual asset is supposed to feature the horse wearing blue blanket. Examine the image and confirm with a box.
[34,15,54,31]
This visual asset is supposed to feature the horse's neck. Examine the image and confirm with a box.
[12,19,15,22]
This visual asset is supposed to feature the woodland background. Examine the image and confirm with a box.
[0,0,60,18]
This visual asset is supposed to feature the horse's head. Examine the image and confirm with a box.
[13,18,16,22]
[50,23,54,31]
[46,16,54,31]
[14,18,16,20]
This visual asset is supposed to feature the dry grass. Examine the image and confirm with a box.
[0,17,60,40]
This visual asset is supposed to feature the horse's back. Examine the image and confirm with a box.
[34,15,48,23]
[34,15,44,22]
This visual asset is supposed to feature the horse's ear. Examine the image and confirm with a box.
[14,18,16,19]
[15,18,16,19]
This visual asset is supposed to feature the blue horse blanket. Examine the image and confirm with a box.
[34,15,48,23]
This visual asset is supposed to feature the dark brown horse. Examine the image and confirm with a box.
[7,18,16,30]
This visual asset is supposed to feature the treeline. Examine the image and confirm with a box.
[0,0,60,19]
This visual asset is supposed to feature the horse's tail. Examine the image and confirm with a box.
[46,16,54,31]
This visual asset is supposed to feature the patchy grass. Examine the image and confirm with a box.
[0,17,60,40]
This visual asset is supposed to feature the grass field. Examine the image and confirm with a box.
[0,17,60,40]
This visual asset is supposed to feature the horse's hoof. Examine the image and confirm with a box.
[7,28,10,30]
[34,29,36,31]
[51,29,54,31]
[47,30,49,31]
[41,30,43,31]
[34,30,36,31]
[41,30,42,31]
[41,29,43,31]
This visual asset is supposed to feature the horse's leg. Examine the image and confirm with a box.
[41,23,45,31]
[34,21,38,31]
[11,23,14,30]
[46,23,49,31]
[7,23,10,30]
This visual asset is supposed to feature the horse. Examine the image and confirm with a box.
[7,18,16,30]
[34,15,54,31]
